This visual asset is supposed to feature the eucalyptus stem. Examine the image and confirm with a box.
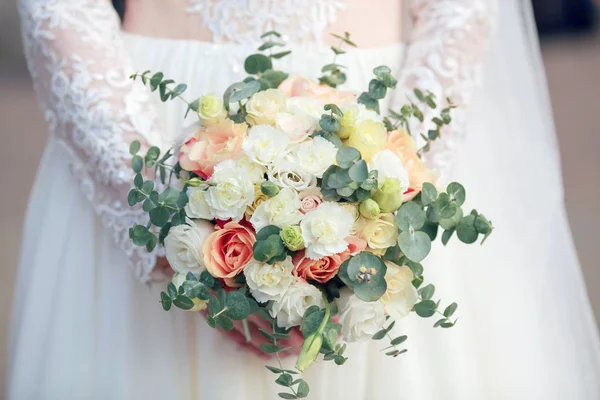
[242,318,252,343]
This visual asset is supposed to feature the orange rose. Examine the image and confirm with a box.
[279,75,356,104]
[292,236,367,283]
[203,222,256,286]
[179,120,247,179]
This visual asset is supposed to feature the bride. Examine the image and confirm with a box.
[8,0,600,399]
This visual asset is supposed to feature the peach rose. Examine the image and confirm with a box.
[179,120,247,179]
[292,236,367,283]
[298,188,323,214]
[279,75,356,104]
[385,128,418,159]
[203,221,256,286]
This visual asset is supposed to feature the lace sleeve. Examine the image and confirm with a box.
[18,0,165,283]
[394,0,497,180]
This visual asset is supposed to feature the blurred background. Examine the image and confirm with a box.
[1,0,599,393]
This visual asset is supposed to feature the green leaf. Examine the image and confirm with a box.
[258,41,285,51]
[319,115,340,132]
[357,92,380,113]
[244,54,273,74]
[260,30,282,38]
[421,182,437,206]
[149,206,170,227]
[420,221,439,241]
[130,225,153,246]
[276,373,294,387]
[474,214,492,235]
[446,182,466,206]
[199,270,216,289]
[256,225,282,240]
[158,187,181,208]
[260,343,287,354]
[216,316,234,331]
[414,300,437,318]
[390,335,408,346]
[414,88,425,102]
[208,295,221,316]
[232,80,262,103]
[127,189,139,207]
[456,215,478,244]
[383,245,401,261]
[336,147,361,169]
[441,229,454,245]
[373,65,392,76]
[368,79,387,100]
[324,103,344,117]
[420,284,435,300]
[348,160,368,182]
[397,202,426,231]
[129,140,141,155]
[301,309,326,337]
[132,155,143,173]
[141,181,154,196]
[439,208,463,231]
[160,292,172,311]
[185,98,201,117]
[149,72,164,90]
[444,303,458,318]
[145,146,160,167]
[167,282,177,298]
[266,366,283,374]
[297,380,310,398]
[182,280,209,300]
[372,320,395,340]
[278,393,298,399]
[226,291,251,320]
[173,295,194,310]
[398,231,431,263]
[271,51,292,59]
[434,193,458,219]
[324,168,352,189]
[158,223,172,245]
[146,235,157,252]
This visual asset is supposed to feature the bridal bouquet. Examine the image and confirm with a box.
[128,32,492,399]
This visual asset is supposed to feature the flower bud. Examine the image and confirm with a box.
[359,199,381,219]
[295,333,323,372]
[197,93,227,125]
[280,225,305,251]
[261,181,280,197]
[186,177,203,187]
[372,177,403,212]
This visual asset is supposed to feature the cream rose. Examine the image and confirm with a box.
[269,277,325,329]
[242,125,290,166]
[300,202,353,259]
[275,111,318,144]
[337,289,386,342]
[245,88,288,126]
[204,160,255,221]
[268,160,316,191]
[197,93,227,125]
[295,136,338,178]
[345,119,387,162]
[245,257,295,303]
[355,213,399,255]
[164,220,215,275]
[250,188,303,231]
[381,261,419,321]
[298,187,323,214]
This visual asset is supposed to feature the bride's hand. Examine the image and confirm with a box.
[204,311,304,360]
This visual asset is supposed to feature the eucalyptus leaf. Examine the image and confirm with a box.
[444,303,458,318]
[456,215,478,244]
[132,155,143,173]
[244,54,273,74]
[447,182,466,206]
[397,202,426,231]
[226,291,251,320]
[348,160,368,182]
[149,206,170,227]
[414,300,437,318]
[160,292,172,311]
[336,147,361,169]
[173,295,194,310]
[420,284,435,301]
[441,229,454,246]
[129,140,141,155]
[421,182,437,206]
[398,231,431,263]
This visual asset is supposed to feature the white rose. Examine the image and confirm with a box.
[246,88,288,126]
[171,273,208,311]
[355,213,399,254]
[368,150,410,191]
[268,159,316,191]
[381,262,419,321]
[242,125,290,166]
[295,136,338,178]
[301,202,353,259]
[269,277,325,329]
[235,155,267,183]
[204,160,255,221]
[245,257,295,303]
[286,97,325,120]
[275,112,317,143]
[185,187,212,219]
[337,288,386,342]
[250,188,303,231]
[164,220,215,274]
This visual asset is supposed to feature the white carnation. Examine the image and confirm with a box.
[286,97,325,120]
[204,160,255,221]
[245,257,295,303]
[295,136,338,178]
[269,277,325,329]
[184,187,212,219]
[268,159,316,191]
[164,220,215,275]
[337,289,386,342]
[368,149,410,190]
[250,188,303,231]
[300,202,353,259]
[242,125,289,166]
[381,262,419,321]
[235,155,267,183]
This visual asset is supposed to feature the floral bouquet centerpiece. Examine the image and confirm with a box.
[127,32,493,399]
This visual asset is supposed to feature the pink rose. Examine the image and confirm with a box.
[298,188,323,214]
[179,120,247,179]
[203,222,256,286]
[279,75,356,104]
[292,236,367,283]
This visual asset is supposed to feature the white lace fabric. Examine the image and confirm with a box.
[18,0,164,282]
[393,0,497,181]
[18,0,496,283]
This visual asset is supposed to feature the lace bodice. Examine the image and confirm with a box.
[18,0,496,283]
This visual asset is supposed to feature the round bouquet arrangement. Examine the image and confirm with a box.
[127,32,493,399]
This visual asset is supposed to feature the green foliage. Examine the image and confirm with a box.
[338,252,388,302]
[253,226,289,264]
[318,32,356,88]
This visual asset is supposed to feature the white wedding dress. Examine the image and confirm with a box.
[8,0,600,399]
